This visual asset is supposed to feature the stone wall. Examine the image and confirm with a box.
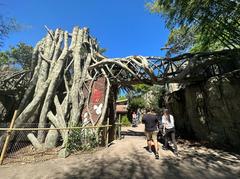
[165,70,240,151]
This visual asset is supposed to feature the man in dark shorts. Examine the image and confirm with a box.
[142,109,159,159]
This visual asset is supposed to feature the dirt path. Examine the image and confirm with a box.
[1,124,240,179]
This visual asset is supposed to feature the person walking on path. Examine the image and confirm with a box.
[162,109,178,155]
[142,109,160,159]
[132,111,137,127]
[136,108,142,124]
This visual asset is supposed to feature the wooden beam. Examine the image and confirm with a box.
[0,110,18,165]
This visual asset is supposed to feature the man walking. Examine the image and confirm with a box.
[142,109,159,159]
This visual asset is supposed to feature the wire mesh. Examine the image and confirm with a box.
[0,123,110,165]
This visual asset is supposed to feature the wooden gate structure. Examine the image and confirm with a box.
[0,26,239,158]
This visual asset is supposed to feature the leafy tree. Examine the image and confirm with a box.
[8,43,33,69]
[0,43,33,69]
[126,84,150,98]
[0,51,10,66]
[0,15,20,48]
[132,84,151,94]
[126,84,149,112]
[146,85,165,113]
[164,26,195,56]
[147,0,240,55]
[99,47,107,54]
[128,96,146,111]
[127,84,165,112]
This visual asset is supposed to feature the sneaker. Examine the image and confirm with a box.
[174,151,178,156]
[162,146,168,150]
[148,149,153,154]
[155,153,160,159]
[169,142,174,147]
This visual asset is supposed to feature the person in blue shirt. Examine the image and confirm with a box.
[142,109,160,159]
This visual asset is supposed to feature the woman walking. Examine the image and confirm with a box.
[132,111,137,127]
[162,109,178,155]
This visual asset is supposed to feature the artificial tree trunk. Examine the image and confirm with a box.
[13,27,112,153]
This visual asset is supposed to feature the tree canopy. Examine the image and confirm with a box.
[0,15,19,48]
[147,0,240,56]
[8,43,33,69]
[128,96,146,111]
[127,84,165,112]
[0,43,33,69]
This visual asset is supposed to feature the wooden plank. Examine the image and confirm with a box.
[0,125,112,131]
[118,114,121,139]
[105,117,109,147]
[0,110,18,165]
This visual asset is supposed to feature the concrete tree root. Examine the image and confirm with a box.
[13,27,113,156]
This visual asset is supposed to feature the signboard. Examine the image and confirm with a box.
[82,77,106,125]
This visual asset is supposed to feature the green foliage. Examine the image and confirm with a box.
[66,128,99,152]
[147,0,240,55]
[0,51,10,66]
[132,84,151,95]
[126,83,150,100]
[0,16,20,48]
[164,26,195,56]
[146,85,165,113]
[126,84,165,113]
[0,43,33,69]
[121,115,131,126]
[8,43,33,69]
[127,84,165,112]
[117,95,127,101]
[128,96,146,110]
[99,47,107,54]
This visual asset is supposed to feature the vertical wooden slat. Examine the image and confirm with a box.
[105,117,109,147]
[0,110,18,165]
[118,114,121,139]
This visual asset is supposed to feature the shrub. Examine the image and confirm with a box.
[121,115,131,126]
[66,128,100,152]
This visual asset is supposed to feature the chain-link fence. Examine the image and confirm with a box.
[0,123,113,165]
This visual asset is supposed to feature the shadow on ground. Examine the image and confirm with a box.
[58,148,240,179]
[121,129,145,137]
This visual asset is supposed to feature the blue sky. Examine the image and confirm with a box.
[1,0,169,58]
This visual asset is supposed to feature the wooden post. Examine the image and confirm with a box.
[118,114,121,139]
[105,117,109,147]
[114,121,117,141]
[0,110,18,165]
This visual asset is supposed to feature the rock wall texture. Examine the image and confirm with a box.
[0,94,16,122]
[0,94,16,150]
[165,70,240,151]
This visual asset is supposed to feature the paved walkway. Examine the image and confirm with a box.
[0,124,240,179]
